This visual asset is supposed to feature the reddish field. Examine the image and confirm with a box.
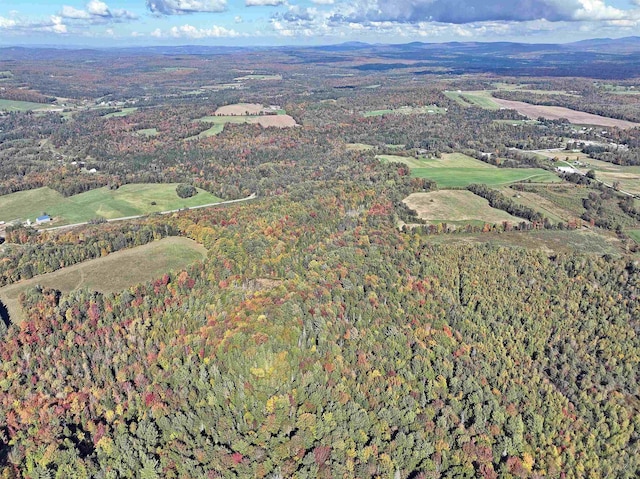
[248,115,297,128]
[492,98,639,129]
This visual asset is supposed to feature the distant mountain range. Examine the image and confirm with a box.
[3,36,640,79]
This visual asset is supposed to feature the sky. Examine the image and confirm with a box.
[1,0,640,47]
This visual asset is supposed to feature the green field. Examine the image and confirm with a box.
[411,168,560,188]
[364,105,446,117]
[0,184,222,225]
[444,91,501,109]
[404,190,523,226]
[378,152,559,187]
[0,99,58,112]
[627,230,640,244]
[346,143,375,151]
[0,237,207,323]
[378,152,494,169]
[104,107,138,118]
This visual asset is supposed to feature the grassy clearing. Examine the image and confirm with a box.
[493,119,541,126]
[411,168,560,188]
[378,152,494,169]
[346,143,375,151]
[0,99,57,112]
[443,91,501,110]
[364,105,445,117]
[104,107,138,118]
[0,237,207,323]
[233,74,282,81]
[379,152,559,188]
[136,128,158,136]
[0,184,222,225]
[404,191,523,225]
[628,230,640,243]
[425,229,623,256]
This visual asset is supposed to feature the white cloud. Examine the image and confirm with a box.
[246,0,287,6]
[87,0,110,16]
[146,0,227,15]
[151,24,243,38]
[234,15,243,23]
[60,6,91,20]
[311,0,334,4]
[60,2,137,22]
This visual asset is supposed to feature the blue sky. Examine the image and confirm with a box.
[1,0,639,46]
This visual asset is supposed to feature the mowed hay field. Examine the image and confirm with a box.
[404,190,524,225]
[0,237,207,323]
[0,184,222,225]
[379,152,559,187]
[0,99,59,112]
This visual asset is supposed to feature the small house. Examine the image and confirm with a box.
[36,215,51,224]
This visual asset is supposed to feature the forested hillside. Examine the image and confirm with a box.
[0,184,637,478]
[1,45,639,478]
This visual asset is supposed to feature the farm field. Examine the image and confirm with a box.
[379,152,560,187]
[103,107,138,118]
[346,143,375,151]
[404,190,523,226]
[574,159,640,195]
[0,237,207,323]
[364,105,445,117]
[0,184,222,225]
[443,90,501,109]
[378,152,494,169]
[192,103,297,137]
[490,97,639,129]
[0,99,58,112]
[411,167,560,188]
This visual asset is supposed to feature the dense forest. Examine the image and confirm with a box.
[0,46,639,478]
[0,187,638,478]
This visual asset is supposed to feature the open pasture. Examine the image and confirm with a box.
[215,103,264,115]
[404,190,523,225]
[0,99,58,112]
[443,91,501,109]
[0,184,221,225]
[103,107,138,118]
[0,237,207,323]
[378,152,494,169]
[411,168,560,188]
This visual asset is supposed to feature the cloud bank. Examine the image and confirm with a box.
[146,0,227,15]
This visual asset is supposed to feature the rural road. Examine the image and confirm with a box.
[41,193,257,233]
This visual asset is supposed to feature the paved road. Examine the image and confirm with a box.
[41,193,257,233]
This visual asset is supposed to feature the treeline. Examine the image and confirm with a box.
[467,184,546,223]
[0,222,177,288]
